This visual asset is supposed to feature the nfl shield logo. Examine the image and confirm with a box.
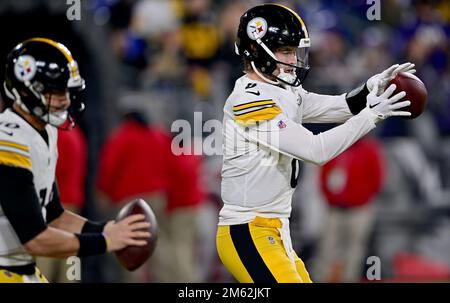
[277,120,287,129]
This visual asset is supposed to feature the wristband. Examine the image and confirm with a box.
[81,220,106,233]
[345,83,370,115]
[75,233,107,257]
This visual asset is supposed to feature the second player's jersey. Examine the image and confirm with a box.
[219,75,354,225]
[0,109,58,266]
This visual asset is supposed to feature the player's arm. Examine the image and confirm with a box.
[300,89,354,123]
[46,182,108,234]
[0,166,150,258]
[300,84,377,123]
[242,107,376,165]
[301,62,416,123]
[26,216,149,258]
[235,84,409,165]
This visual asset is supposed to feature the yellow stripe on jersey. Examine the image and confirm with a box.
[232,100,275,111]
[234,106,282,125]
[0,150,32,170]
[0,140,29,152]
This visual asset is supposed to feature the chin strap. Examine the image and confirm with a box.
[250,61,280,85]
[251,62,300,88]
[277,68,297,86]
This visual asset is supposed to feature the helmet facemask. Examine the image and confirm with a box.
[40,89,70,127]
[250,39,310,87]
[39,62,86,129]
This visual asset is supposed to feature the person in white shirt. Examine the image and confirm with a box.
[0,38,151,283]
[216,3,415,283]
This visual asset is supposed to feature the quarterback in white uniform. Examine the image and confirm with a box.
[216,4,415,283]
[0,38,151,283]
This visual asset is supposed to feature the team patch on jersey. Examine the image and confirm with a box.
[233,99,281,125]
[0,140,32,170]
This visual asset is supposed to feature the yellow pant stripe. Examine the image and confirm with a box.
[295,258,312,283]
[248,221,304,283]
[216,225,254,283]
[0,267,48,283]
[0,269,25,283]
[217,217,313,283]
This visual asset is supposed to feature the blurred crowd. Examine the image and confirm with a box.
[0,0,449,282]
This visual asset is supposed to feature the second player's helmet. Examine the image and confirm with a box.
[3,38,85,127]
[235,4,310,86]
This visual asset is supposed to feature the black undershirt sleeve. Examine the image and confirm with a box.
[345,83,370,115]
[45,182,64,223]
[0,165,47,244]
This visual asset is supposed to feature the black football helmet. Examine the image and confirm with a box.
[3,37,85,127]
[235,4,310,87]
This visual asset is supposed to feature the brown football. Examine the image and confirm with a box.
[389,72,428,119]
[114,198,158,271]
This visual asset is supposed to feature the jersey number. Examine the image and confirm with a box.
[39,188,47,208]
[290,159,301,188]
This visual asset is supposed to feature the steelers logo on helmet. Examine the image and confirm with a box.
[14,55,37,82]
[4,38,87,129]
[246,17,268,40]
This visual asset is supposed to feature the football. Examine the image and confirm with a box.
[114,198,158,271]
[389,72,428,119]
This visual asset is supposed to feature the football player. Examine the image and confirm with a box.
[0,38,151,283]
[216,4,415,283]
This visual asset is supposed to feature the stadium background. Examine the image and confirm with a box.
[0,0,449,282]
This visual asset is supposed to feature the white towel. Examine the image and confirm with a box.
[278,218,296,266]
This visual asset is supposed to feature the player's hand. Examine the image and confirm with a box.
[367,62,416,94]
[103,214,151,252]
[366,82,411,121]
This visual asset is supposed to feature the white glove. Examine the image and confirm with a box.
[367,62,416,94]
[366,82,411,121]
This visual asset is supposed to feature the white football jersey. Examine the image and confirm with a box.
[219,75,376,225]
[0,108,58,266]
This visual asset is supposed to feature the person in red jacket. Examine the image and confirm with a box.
[166,149,206,282]
[313,136,385,282]
[96,113,171,206]
[56,127,88,213]
[96,111,205,282]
